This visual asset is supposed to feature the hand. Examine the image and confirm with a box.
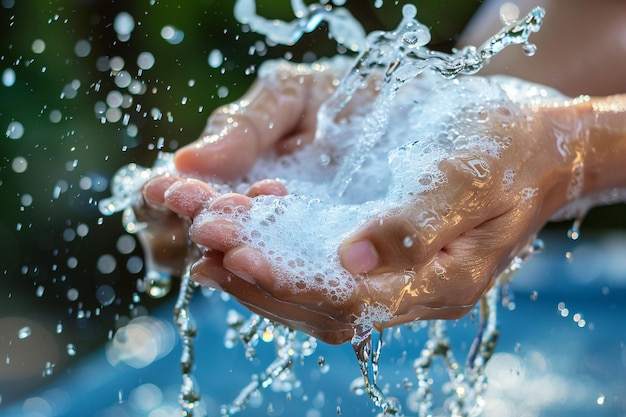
[138,56,626,344]
[133,59,348,276]
[149,101,580,345]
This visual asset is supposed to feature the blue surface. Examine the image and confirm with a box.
[4,231,626,417]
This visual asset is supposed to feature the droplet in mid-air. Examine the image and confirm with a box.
[18,326,31,339]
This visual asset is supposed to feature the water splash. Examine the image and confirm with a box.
[99,3,548,416]
[234,0,367,52]
[322,5,544,195]
[175,265,202,417]
[234,1,544,195]
[99,153,206,415]
[221,314,317,416]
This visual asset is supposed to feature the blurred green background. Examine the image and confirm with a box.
[1,0,624,408]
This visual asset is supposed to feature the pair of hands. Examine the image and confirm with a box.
[134,59,609,345]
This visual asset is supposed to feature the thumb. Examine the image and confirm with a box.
[339,194,488,275]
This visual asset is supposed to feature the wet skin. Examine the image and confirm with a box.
[135,58,626,345]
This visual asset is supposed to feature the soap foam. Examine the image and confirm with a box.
[193,59,551,311]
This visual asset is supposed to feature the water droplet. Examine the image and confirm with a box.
[114,12,135,39]
[217,86,229,98]
[137,51,155,70]
[530,290,538,301]
[66,288,79,301]
[18,326,31,339]
[74,39,91,57]
[522,42,537,56]
[6,121,24,139]
[145,270,172,298]
[403,236,414,248]
[114,71,132,88]
[66,343,77,356]
[49,109,62,123]
[417,173,432,186]
[161,25,184,45]
[43,361,54,376]
[11,156,28,173]
[31,39,46,54]
[208,49,224,68]
[567,219,582,240]
[349,377,367,396]
[401,4,417,19]
[2,68,16,87]
[110,56,125,71]
[96,284,116,306]
[96,254,117,274]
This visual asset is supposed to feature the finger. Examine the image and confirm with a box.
[174,68,324,180]
[162,178,220,218]
[135,175,189,276]
[187,250,230,291]
[245,179,288,198]
[187,193,251,251]
[141,174,181,209]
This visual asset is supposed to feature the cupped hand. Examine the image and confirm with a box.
[173,58,357,181]
[133,58,351,276]
[153,97,590,345]
[135,53,626,345]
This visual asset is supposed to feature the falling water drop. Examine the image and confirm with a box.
[208,49,224,68]
[114,11,135,40]
[567,218,582,240]
[2,67,15,87]
[522,42,537,56]
[66,343,77,356]
[18,326,31,339]
[5,121,24,139]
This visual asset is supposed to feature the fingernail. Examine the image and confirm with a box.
[341,240,378,274]
[195,276,223,291]
[225,266,256,285]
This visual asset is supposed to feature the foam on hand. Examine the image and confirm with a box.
[193,62,559,312]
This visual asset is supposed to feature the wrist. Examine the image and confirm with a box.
[538,95,626,221]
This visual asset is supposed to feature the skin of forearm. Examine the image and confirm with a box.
[583,95,626,194]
